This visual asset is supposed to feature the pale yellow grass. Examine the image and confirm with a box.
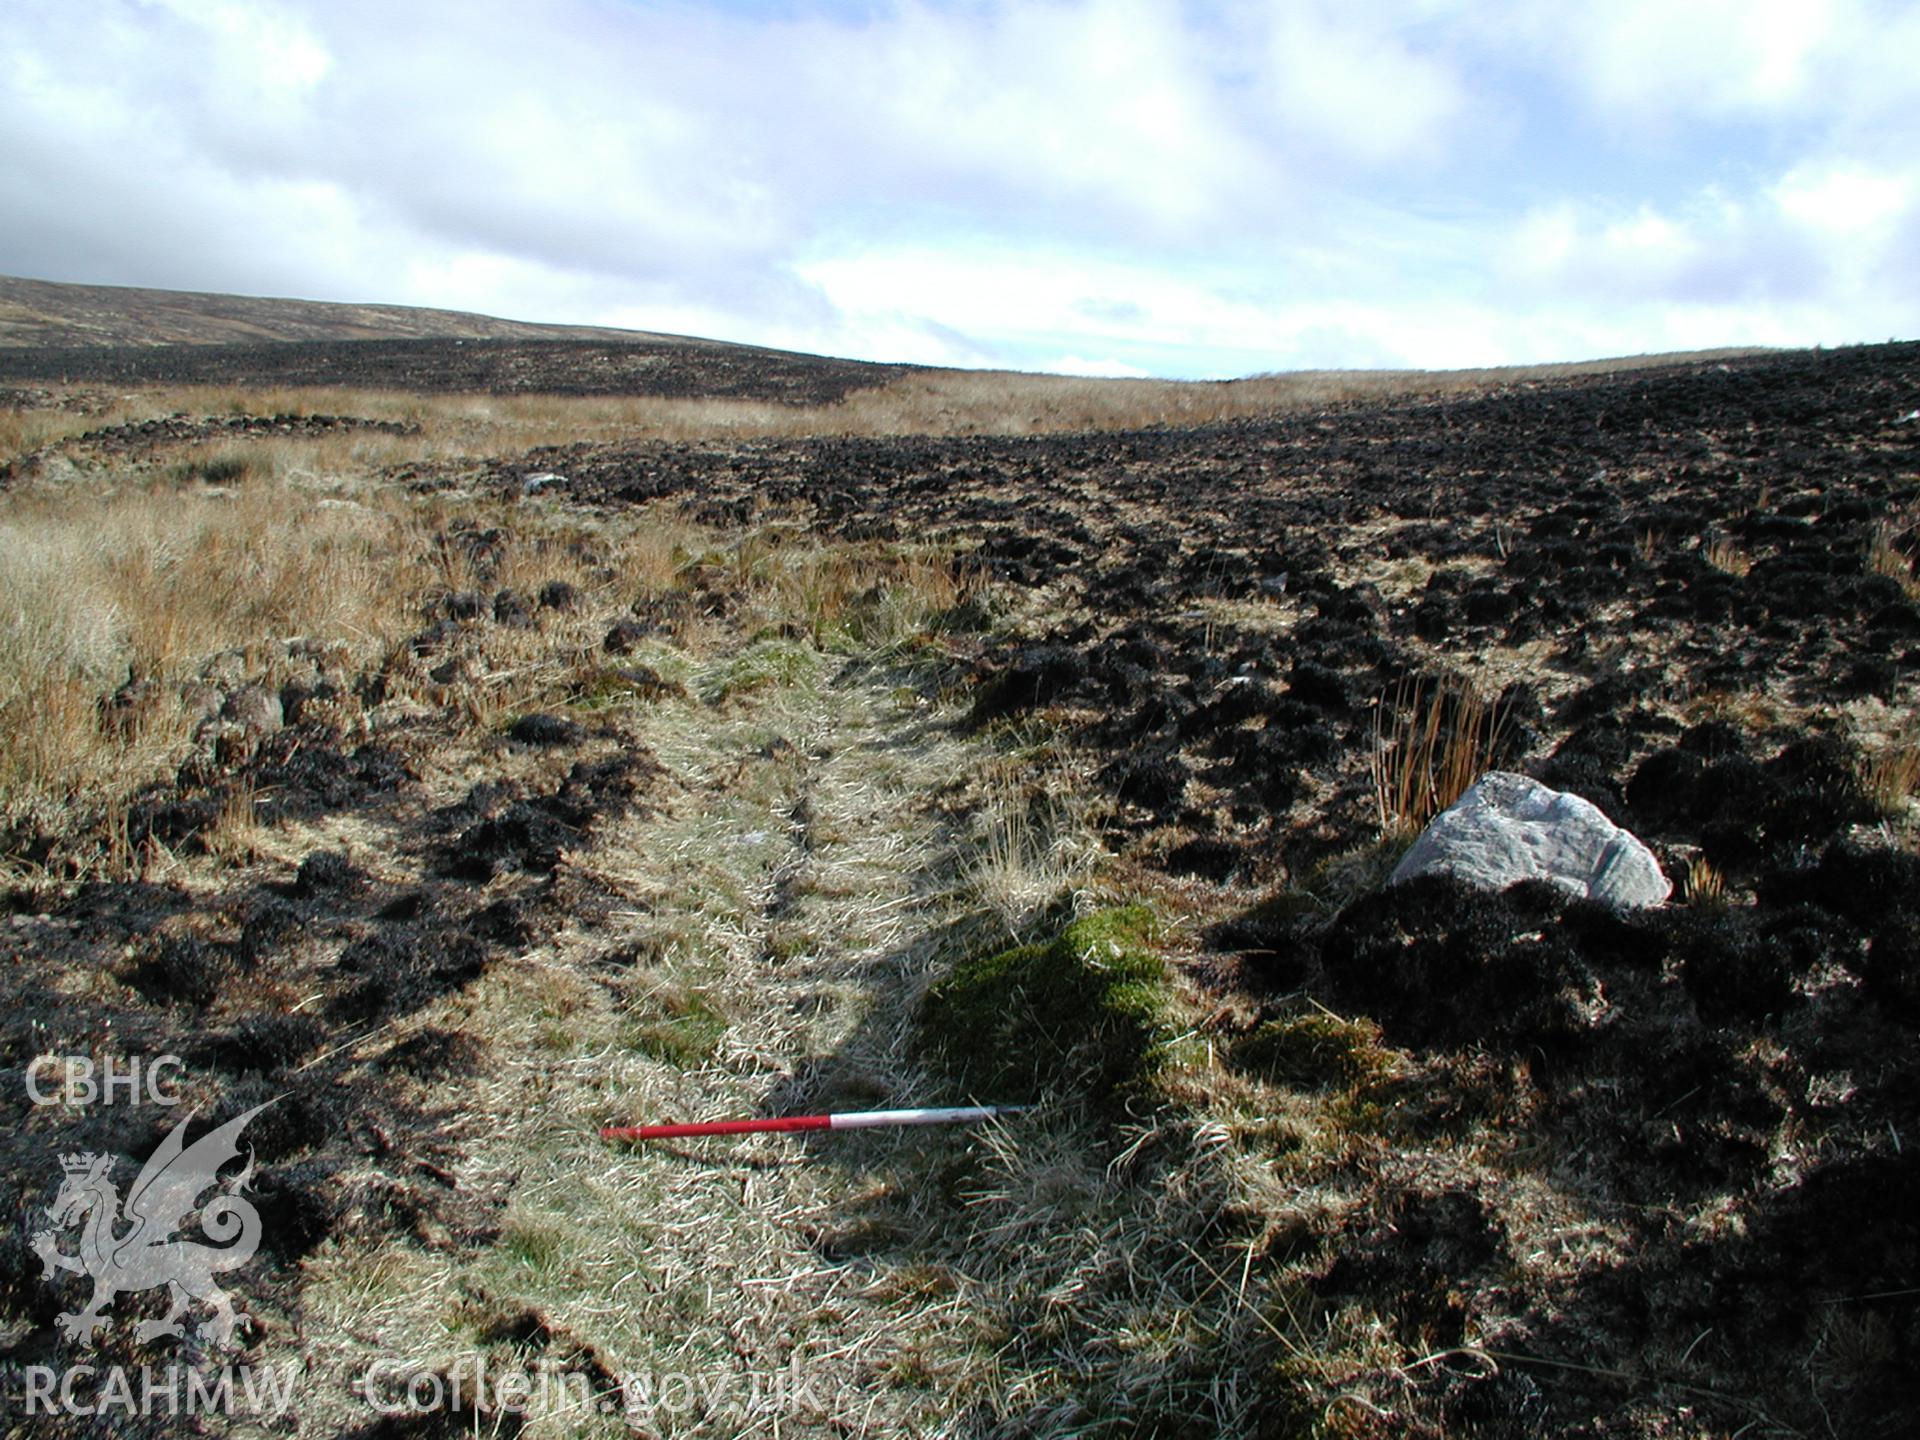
[3,347,1774,467]
[1867,521,1920,601]
[961,751,1109,940]
[1862,742,1920,817]
[0,393,182,463]
[743,536,980,649]
[1703,537,1753,577]
[1371,675,1512,842]
[1680,855,1728,907]
[0,479,411,818]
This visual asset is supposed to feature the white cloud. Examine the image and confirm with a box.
[1491,0,1920,153]
[1556,0,1838,118]
[1772,164,1914,239]
[1253,3,1471,169]
[1505,157,1917,316]
[787,0,1271,237]
[0,0,1913,376]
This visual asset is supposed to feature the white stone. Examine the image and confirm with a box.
[1388,771,1671,907]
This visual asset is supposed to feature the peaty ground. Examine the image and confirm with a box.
[1,340,1917,1437]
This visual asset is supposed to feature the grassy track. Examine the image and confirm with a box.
[294,647,1023,1435]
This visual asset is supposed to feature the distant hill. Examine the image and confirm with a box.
[0,271,1784,413]
[0,274,907,403]
[0,273,671,348]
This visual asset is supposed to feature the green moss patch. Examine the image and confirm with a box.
[567,662,688,710]
[624,987,728,1067]
[918,906,1173,1104]
[1235,1011,1393,1090]
[704,637,822,701]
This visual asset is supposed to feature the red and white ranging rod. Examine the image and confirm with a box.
[601,1104,1025,1142]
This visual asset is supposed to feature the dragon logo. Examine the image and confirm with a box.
[32,1102,270,1349]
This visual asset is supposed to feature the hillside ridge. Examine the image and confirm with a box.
[0,272,674,348]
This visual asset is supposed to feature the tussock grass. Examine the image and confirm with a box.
[1867,521,1920,600]
[1681,855,1728,907]
[961,754,1107,940]
[159,439,294,487]
[1370,675,1511,841]
[3,347,1771,463]
[0,479,408,819]
[750,540,980,651]
[1862,743,1920,817]
[1703,537,1752,577]
[201,777,266,866]
[0,404,133,465]
[0,448,698,854]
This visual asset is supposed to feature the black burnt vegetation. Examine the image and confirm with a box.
[0,512,681,1419]
[500,342,1920,1435]
[0,336,908,404]
[0,339,1916,1436]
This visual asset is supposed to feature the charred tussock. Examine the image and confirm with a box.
[0,339,1916,1436]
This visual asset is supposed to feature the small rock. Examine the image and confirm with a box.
[101,676,156,735]
[223,684,284,738]
[1389,771,1671,908]
[179,681,225,723]
[201,650,248,689]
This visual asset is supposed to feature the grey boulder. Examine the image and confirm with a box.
[222,683,284,738]
[1388,771,1670,908]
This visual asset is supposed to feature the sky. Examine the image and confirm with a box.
[2,0,1916,379]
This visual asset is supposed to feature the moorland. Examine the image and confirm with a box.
[1,276,1916,1438]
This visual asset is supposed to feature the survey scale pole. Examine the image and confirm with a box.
[601,1105,1025,1142]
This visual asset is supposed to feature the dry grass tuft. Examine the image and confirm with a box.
[1681,856,1728,907]
[961,755,1107,940]
[1370,676,1511,841]
[202,778,266,866]
[1,406,112,466]
[1866,522,1920,600]
[738,537,981,651]
[1861,743,1920,817]
[0,479,410,821]
[1703,538,1752,577]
